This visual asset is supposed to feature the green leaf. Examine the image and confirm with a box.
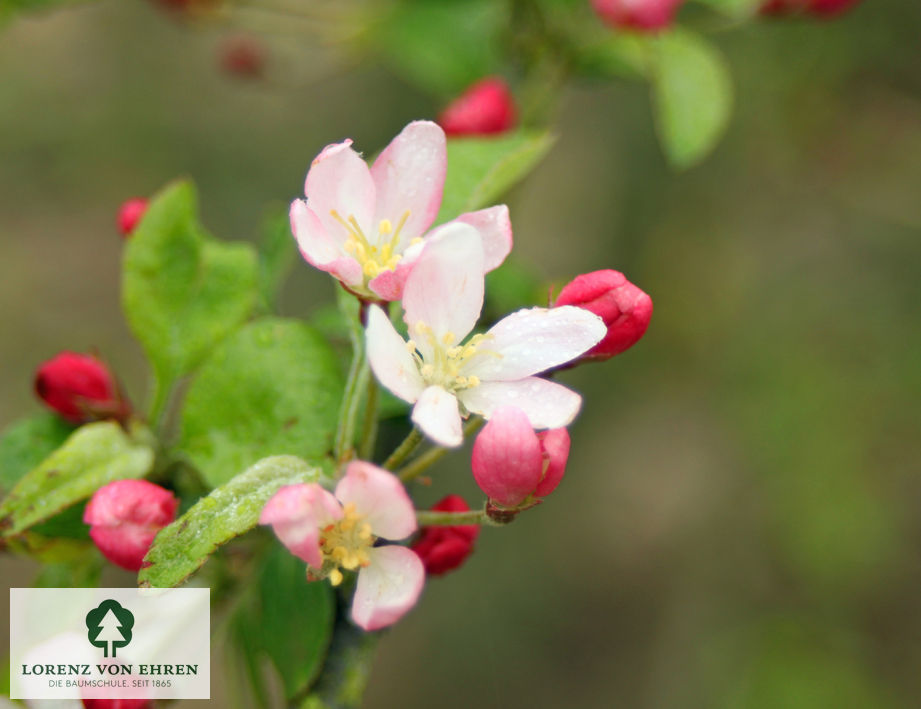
[257,208,298,313]
[122,180,259,388]
[178,318,344,488]
[437,131,556,223]
[650,29,733,169]
[0,413,73,495]
[0,421,155,537]
[139,455,322,588]
[375,0,505,96]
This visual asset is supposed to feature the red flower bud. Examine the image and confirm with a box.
[411,495,479,576]
[83,699,154,709]
[438,78,517,137]
[760,0,860,16]
[807,0,861,15]
[554,269,652,362]
[471,407,571,508]
[116,198,148,237]
[591,0,684,31]
[219,35,265,79]
[34,352,129,424]
[84,480,178,572]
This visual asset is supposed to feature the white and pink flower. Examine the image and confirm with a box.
[259,462,424,631]
[366,225,607,448]
[290,120,512,301]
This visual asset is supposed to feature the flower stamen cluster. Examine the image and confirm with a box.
[408,325,496,393]
[318,502,374,586]
[330,209,415,279]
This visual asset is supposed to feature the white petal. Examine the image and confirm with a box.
[464,306,606,381]
[411,385,463,447]
[370,121,446,245]
[351,546,425,631]
[458,377,582,430]
[335,461,417,540]
[402,223,484,346]
[452,205,513,272]
[366,305,424,403]
[305,139,376,242]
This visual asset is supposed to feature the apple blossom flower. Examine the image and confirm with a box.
[116,198,148,237]
[591,0,684,31]
[553,269,652,362]
[472,407,570,507]
[438,78,517,137]
[84,480,178,572]
[366,224,606,447]
[260,461,424,631]
[35,352,130,424]
[411,495,480,576]
[290,120,512,301]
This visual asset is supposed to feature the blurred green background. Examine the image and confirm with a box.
[2,0,921,707]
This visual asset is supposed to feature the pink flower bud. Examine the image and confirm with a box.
[84,480,178,572]
[83,699,153,709]
[219,35,265,79]
[116,198,148,238]
[591,0,684,31]
[472,407,570,508]
[438,78,517,137]
[554,269,652,362]
[411,495,480,576]
[34,352,129,424]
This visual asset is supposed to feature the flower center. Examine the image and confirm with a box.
[407,324,498,393]
[330,209,413,279]
[318,502,374,586]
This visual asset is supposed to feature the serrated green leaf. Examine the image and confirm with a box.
[257,208,298,312]
[0,413,73,495]
[0,421,155,537]
[437,131,555,223]
[139,455,322,588]
[122,180,259,388]
[651,29,733,169]
[178,318,343,488]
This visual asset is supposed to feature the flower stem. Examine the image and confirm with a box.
[357,376,378,461]
[333,303,369,464]
[397,417,484,482]
[382,427,423,471]
[415,508,505,527]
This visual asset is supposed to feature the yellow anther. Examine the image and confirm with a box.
[359,522,373,540]
[329,569,343,586]
[421,364,435,379]
[467,375,480,387]
[379,218,393,235]
[442,331,456,346]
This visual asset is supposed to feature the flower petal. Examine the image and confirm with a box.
[305,139,376,241]
[367,258,414,301]
[259,483,342,568]
[290,200,363,287]
[464,306,606,381]
[535,427,570,498]
[335,461,417,540]
[366,305,425,404]
[351,545,425,631]
[402,222,485,347]
[370,120,446,244]
[471,406,543,507]
[452,205,513,272]
[412,385,463,447]
[458,377,582,429]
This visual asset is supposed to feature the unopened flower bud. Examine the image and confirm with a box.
[219,35,265,79]
[84,480,178,572]
[438,78,517,137]
[591,0,684,31]
[411,495,480,576]
[117,198,148,237]
[83,698,153,709]
[472,407,570,508]
[34,352,129,424]
[554,269,652,362]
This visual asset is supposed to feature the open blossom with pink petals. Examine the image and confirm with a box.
[366,225,606,448]
[260,462,424,631]
[472,406,570,507]
[290,120,513,301]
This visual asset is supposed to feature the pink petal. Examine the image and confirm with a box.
[335,461,417,541]
[471,406,543,507]
[367,258,414,301]
[412,385,463,448]
[370,121,446,245]
[259,483,342,568]
[305,139,376,242]
[366,305,425,404]
[535,428,570,497]
[351,545,425,631]
[458,377,582,430]
[402,223,484,350]
[290,200,363,288]
[464,306,606,381]
[452,205,513,272]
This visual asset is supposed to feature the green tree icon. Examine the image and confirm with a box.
[86,599,134,658]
